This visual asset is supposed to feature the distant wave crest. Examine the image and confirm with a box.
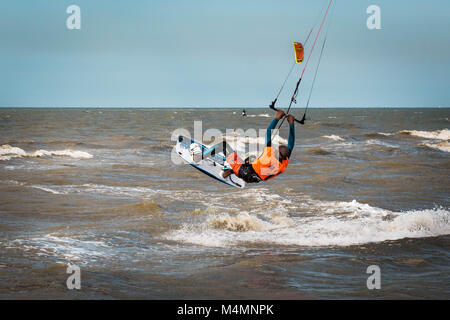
[0,144,93,161]
[363,128,450,153]
[321,135,345,142]
[398,129,450,140]
[246,113,271,118]
[399,128,449,153]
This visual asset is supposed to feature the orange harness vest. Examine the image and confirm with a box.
[251,147,289,181]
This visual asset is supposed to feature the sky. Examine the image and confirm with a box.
[0,0,449,108]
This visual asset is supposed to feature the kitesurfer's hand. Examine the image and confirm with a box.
[276,110,286,119]
[287,114,295,124]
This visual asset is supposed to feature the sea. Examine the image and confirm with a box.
[0,107,449,299]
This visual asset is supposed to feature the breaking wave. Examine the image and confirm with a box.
[163,199,450,248]
[421,141,450,153]
[363,132,394,138]
[365,129,449,141]
[363,129,449,153]
[365,139,398,149]
[0,144,93,161]
[399,129,450,140]
[398,128,449,153]
[322,135,345,142]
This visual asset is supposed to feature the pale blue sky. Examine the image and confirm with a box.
[0,0,449,108]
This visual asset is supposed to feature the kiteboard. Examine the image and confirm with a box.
[175,135,246,188]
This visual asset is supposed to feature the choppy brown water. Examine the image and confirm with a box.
[0,108,449,299]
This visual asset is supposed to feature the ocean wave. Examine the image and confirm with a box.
[207,212,272,232]
[58,183,164,198]
[421,141,450,153]
[365,139,398,149]
[206,212,293,233]
[125,200,162,215]
[163,198,450,248]
[378,132,395,136]
[0,144,93,161]
[363,129,449,152]
[147,142,174,152]
[31,185,66,195]
[321,135,345,142]
[365,129,450,140]
[397,129,449,152]
[398,129,450,140]
[247,113,271,118]
[8,235,112,263]
[319,122,360,129]
[306,148,333,156]
[363,132,395,138]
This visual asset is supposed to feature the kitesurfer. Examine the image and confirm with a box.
[222,109,295,183]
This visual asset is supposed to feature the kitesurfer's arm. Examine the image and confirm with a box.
[287,115,295,153]
[266,110,285,147]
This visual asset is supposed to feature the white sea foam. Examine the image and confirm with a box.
[0,144,93,161]
[422,141,450,153]
[247,113,271,118]
[398,129,450,140]
[163,197,450,248]
[367,129,449,152]
[321,135,345,142]
[0,145,27,157]
[9,235,111,263]
[365,139,398,149]
[45,183,178,200]
[31,185,66,195]
[374,129,449,140]
[377,132,395,136]
[395,129,450,152]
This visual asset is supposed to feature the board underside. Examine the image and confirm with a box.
[175,136,245,188]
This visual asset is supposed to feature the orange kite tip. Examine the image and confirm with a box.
[293,42,304,64]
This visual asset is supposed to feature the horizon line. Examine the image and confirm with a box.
[0,106,448,109]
